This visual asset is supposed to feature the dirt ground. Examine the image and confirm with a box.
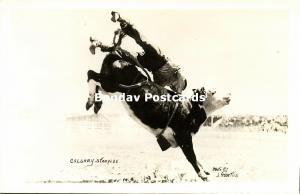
[1,114,288,184]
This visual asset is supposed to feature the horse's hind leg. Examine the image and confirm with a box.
[93,85,103,114]
[86,70,102,113]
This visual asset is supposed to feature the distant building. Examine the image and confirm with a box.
[66,114,112,130]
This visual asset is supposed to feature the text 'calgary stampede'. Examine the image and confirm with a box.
[70,157,119,166]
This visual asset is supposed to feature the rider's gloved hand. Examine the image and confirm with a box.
[90,36,95,43]
[89,37,104,55]
[114,29,121,35]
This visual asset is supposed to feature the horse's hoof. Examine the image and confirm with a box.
[204,171,210,175]
[198,171,209,181]
[202,177,209,181]
[86,100,93,111]
[94,101,103,114]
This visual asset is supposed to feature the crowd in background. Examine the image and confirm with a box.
[204,115,288,133]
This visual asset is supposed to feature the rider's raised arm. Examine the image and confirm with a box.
[113,29,126,47]
[113,29,119,45]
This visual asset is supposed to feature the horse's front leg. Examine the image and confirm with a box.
[177,134,209,181]
[87,70,103,114]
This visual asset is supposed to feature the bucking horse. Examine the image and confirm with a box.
[86,43,231,181]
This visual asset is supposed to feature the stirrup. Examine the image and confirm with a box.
[156,135,171,151]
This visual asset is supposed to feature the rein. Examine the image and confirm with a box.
[118,80,148,89]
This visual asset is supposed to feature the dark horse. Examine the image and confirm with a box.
[87,51,231,181]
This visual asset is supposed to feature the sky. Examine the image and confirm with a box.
[0,5,288,119]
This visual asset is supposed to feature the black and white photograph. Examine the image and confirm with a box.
[0,0,299,193]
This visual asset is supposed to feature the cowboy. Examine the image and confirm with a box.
[87,12,187,112]
[109,11,187,94]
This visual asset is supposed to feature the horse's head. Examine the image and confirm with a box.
[193,88,231,116]
[99,53,146,93]
[204,90,231,116]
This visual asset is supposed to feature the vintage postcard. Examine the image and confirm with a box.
[0,0,298,193]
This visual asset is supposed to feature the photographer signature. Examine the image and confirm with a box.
[212,166,238,178]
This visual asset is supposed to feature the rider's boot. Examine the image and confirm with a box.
[111,11,121,22]
[111,11,128,29]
